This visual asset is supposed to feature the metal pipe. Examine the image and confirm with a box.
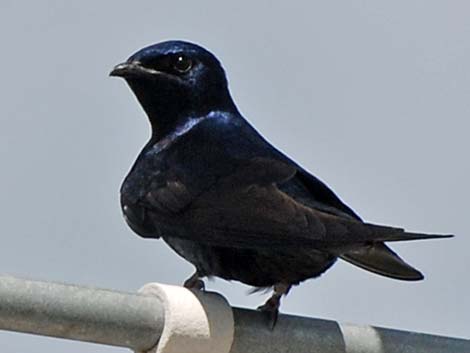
[231,308,469,353]
[0,275,164,351]
[0,275,469,352]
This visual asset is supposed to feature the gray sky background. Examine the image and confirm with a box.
[0,1,468,352]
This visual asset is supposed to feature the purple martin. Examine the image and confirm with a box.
[110,40,452,326]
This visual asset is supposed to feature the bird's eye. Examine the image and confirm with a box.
[173,55,193,73]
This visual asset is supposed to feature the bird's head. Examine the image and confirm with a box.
[111,40,236,138]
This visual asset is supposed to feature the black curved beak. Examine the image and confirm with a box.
[110,63,132,77]
[110,62,152,78]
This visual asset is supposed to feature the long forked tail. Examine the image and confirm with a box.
[340,243,425,280]
[365,226,453,242]
[323,216,453,280]
[318,211,453,244]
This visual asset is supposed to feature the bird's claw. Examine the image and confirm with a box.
[257,297,280,330]
[183,272,205,290]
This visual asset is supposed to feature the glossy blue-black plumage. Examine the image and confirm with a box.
[120,41,235,140]
[113,40,451,292]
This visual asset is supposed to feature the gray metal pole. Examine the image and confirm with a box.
[0,274,469,352]
[0,275,164,351]
[231,308,469,353]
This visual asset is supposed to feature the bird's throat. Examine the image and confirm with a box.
[126,79,192,140]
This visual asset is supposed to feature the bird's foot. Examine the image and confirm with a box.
[183,272,205,290]
[257,296,280,330]
[257,283,291,330]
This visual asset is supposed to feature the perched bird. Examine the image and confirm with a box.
[111,40,451,326]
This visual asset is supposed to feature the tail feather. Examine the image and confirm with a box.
[320,214,454,244]
[361,223,454,242]
[340,243,424,281]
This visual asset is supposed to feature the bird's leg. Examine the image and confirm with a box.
[183,271,205,290]
[257,283,291,329]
